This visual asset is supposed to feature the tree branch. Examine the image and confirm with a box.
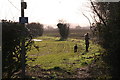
[90,0,107,27]
[82,12,92,27]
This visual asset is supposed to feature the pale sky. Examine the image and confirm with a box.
[0,0,94,28]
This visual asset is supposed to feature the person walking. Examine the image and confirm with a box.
[84,33,90,52]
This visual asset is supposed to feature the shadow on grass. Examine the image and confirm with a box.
[55,39,66,41]
[55,38,68,41]
[82,51,88,55]
[48,66,69,73]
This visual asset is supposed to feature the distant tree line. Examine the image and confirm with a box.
[26,22,44,37]
[90,1,120,78]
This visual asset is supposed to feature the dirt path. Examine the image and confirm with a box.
[75,67,91,78]
[25,64,93,79]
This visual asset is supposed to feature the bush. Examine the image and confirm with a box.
[2,20,33,78]
[57,23,70,41]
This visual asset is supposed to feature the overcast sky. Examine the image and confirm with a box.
[0,0,94,28]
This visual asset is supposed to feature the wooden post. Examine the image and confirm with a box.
[21,0,25,78]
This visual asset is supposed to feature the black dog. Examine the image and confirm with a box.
[74,44,78,53]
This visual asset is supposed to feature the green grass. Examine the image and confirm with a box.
[26,36,104,78]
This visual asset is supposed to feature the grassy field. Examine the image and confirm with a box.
[25,36,107,79]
